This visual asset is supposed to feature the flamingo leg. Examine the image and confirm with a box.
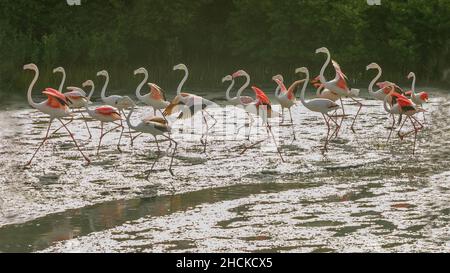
[97,122,123,155]
[280,107,285,124]
[400,116,424,139]
[236,112,253,140]
[163,134,178,176]
[154,136,161,154]
[49,117,74,137]
[121,110,134,146]
[267,124,285,162]
[387,114,396,143]
[58,119,91,164]
[80,112,92,139]
[397,117,409,141]
[26,119,54,166]
[333,99,345,138]
[240,138,267,155]
[201,111,209,154]
[289,108,296,140]
[322,114,331,152]
[117,119,125,152]
[349,97,363,133]
[146,153,161,180]
[131,133,144,145]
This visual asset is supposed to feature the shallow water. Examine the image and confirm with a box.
[0,88,449,253]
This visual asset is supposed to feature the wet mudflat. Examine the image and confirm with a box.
[0,89,449,252]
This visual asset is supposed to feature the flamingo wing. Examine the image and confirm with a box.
[332,60,349,91]
[148,83,167,101]
[274,79,288,94]
[251,86,271,105]
[43,88,71,106]
[95,106,120,116]
[287,80,305,100]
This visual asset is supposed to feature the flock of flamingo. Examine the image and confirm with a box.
[23,47,429,176]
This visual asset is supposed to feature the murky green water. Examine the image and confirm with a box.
[0,89,449,253]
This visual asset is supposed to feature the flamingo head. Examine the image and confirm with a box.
[420,92,429,102]
[23,63,38,71]
[222,75,233,83]
[53,67,65,74]
[96,70,108,77]
[272,74,284,82]
[295,67,308,75]
[232,70,247,78]
[173,63,187,71]
[315,47,329,54]
[134,67,147,76]
[407,72,416,80]
[82,80,94,88]
[366,63,380,71]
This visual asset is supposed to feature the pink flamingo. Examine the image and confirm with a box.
[225,70,257,140]
[126,101,178,177]
[23,63,90,166]
[384,89,425,154]
[82,80,130,155]
[272,74,303,127]
[405,72,429,122]
[233,71,285,162]
[163,64,218,153]
[316,47,363,134]
[296,67,341,152]
[272,75,305,140]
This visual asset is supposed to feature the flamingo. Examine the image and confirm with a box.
[163,64,217,153]
[272,75,305,140]
[223,73,255,140]
[96,70,134,148]
[81,80,129,155]
[296,67,341,152]
[52,67,67,92]
[316,47,363,134]
[311,76,340,102]
[134,67,170,117]
[405,72,429,122]
[384,89,425,154]
[272,74,304,127]
[49,66,94,138]
[23,63,90,166]
[126,101,178,177]
[233,71,285,162]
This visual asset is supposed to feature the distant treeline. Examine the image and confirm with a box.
[1,0,449,96]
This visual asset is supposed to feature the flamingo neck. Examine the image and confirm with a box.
[126,105,137,130]
[368,67,382,95]
[27,67,40,109]
[177,68,188,95]
[100,73,110,100]
[383,94,394,113]
[57,69,66,92]
[237,73,251,98]
[410,74,417,99]
[87,84,95,102]
[225,80,235,102]
[319,51,331,84]
[136,70,149,101]
[300,72,310,106]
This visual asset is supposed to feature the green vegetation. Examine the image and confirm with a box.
[1,0,449,95]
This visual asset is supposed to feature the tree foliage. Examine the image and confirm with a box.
[1,0,449,94]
